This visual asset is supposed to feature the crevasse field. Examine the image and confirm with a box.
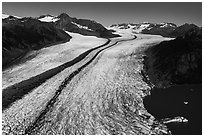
[2,29,173,135]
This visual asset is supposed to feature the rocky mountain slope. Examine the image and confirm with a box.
[142,25,202,135]
[143,25,202,87]
[2,16,72,69]
[2,13,119,69]
[37,13,120,38]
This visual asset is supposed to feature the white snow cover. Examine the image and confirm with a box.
[147,27,152,30]
[160,22,176,28]
[38,16,59,22]
[107,26,133,37]
[104,33,174,58]
[2,31,107,89]
[72,22,93,31]
[128,24,136,29]
[140,24,150,28]
[160,23,168,28]
[160,24,167,28]
[2,14,22,19]
[2,14,9,19]
[109,23,150,34]
[134,24,150,33]
[169,24,175,27]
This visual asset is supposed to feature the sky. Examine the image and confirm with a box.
[2,2,202,27]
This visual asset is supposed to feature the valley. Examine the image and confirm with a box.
[2,5,202,135]
[2,31,172,135]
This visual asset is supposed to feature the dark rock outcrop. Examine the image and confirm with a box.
[2,12,120,69]
[2,17,72,69]
[54,13,120,38]
[143,26,202,135]
[169,23,201,38]
[143,27,202,87]
[142,23,177,37]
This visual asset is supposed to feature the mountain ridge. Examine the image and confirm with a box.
[2,13,201,70]
[2,17,72,69]
[2,12,120,69]
[143,24,202,87]
[109,22,201,37]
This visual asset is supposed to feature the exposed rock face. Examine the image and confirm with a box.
[142,23,176,37]
[2,17,72,69]
[142,27,202,135]
[143,26,202,87]
[2,12,120,69]
[169,23,201,38]
[54,13,120,38]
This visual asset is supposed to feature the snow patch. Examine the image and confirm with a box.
[2,14,22,19]
[2,14,9,19]
[128,24,135,29]
[147,27,152,30]
[38,16,59,22]
[160,24,168,28]
[109,23,151,33]
[140,24,150,28]
[169,24,175,27]
[133,24,150,33]
[71,22,93,31]
[160,23,176,28]
[109,23,150,34]
[184,101,188,105]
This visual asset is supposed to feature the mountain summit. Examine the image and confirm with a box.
[53,13,120,38]
[35,13,120,38]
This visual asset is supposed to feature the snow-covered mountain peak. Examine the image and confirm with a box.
[2,14,9,19]
[2,14,22,19]
[159,22,177,28]
[37,14,59,22]
[108,22,179,37]
[142,22,150,24]
[109,23,151,33]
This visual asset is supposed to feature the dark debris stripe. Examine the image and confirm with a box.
[24,35,137,134]
[2,40,110,110]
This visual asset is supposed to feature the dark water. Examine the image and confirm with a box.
[144,84,202,135]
